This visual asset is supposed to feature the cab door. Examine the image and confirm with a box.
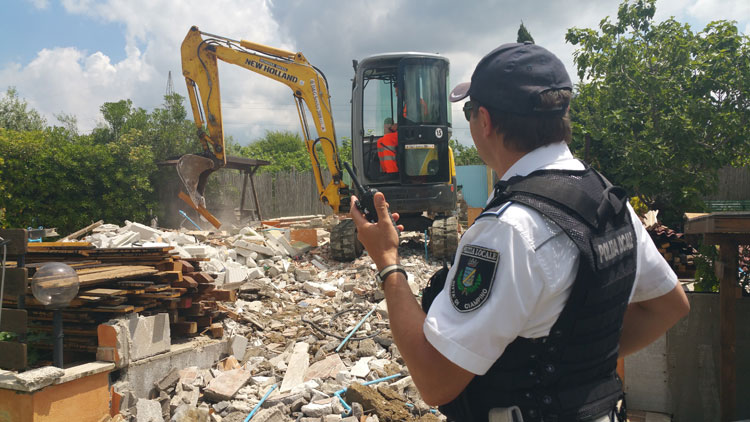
[397,57,452,185]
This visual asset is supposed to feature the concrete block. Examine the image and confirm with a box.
[350,357,373,378]
[136,399,164,422]
[234,240,277,257]
[267,230,299,256]
[111,231,140,247]
[263,236,290,257]
[280,342,310,393]
[301,402,333,418]
[128,313,171,361]
[126,222,162,242]
[182,246,208,258]
[228,335,248,360]
[295,269,313,282]
[247,267,264,280]
[204,369,251,401]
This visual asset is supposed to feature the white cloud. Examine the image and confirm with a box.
[3,0,749,144]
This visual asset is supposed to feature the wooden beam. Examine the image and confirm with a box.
[0,309,27,333]
[1,267,28,297]
[60,220,103,241]
[178,191,222,229]
[717,241,738,422]
[0,341,27,370]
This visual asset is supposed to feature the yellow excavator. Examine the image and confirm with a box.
[178,26,458,261]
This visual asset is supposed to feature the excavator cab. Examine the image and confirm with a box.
[347,53,458,258]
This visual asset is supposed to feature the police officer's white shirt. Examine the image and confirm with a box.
[423,142,678,376]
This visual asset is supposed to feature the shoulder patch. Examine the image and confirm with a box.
[450,244,500,312]
[475,202,513,223]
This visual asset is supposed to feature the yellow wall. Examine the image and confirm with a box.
[0,371,110,422]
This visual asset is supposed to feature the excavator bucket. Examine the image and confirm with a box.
[177,154,215,209]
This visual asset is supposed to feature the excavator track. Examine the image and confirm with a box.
[428,216,459,261]
[330,219,363,262]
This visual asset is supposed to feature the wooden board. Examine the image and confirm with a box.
[0,229,28,256]
[28,241,93,249]
[684,212,750,234]
[0,308,27,333]
[1,267,28,297]
[0,341,27,370]
[178,191,222,229]
[77,266,158,286]
[82,288,131,297]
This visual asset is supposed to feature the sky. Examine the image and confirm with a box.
[1,0,749,147]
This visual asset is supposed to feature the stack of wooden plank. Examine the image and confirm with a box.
[2,242,236,362]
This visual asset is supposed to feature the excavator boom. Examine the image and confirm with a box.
[179,26,348,213]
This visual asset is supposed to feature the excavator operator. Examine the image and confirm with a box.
[377,117,399,173]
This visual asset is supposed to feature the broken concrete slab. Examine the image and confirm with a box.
[128,313,171,361]
[228,335,248,361]
[304,354,346,382]
[279,342,310,393]
[155,367,180,391]
[136,398,164,422]
[233,240,277,258]
[3,366,65,391]
[350,356,374,378]
[125,221,162,242]
[203,369,251,401]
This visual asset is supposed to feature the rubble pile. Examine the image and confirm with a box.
[87,219,447,421]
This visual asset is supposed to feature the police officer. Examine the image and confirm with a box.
[350,42,690,422]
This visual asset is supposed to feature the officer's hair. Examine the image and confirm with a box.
[484,89,572,152]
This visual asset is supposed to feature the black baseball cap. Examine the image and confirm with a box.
[450,42,572,115]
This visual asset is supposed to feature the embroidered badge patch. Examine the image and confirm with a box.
[450,244,499,312]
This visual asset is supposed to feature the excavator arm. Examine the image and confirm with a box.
[180,26,348,213]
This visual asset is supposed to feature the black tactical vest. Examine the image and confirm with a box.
[436,167,637,422]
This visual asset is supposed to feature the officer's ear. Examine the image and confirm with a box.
[477,106,495,137]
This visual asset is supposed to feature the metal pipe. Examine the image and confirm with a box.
[179,210,203,230]
[335,306,376,353]
[244,383,278,422]
[53,309,64,368]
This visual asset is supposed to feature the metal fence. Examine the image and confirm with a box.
[208,168,333,221]
[158,164,749,228]
[704,166,750,201]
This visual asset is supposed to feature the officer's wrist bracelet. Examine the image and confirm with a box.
[376,264,406,285]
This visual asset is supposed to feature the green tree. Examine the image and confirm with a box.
[517,22,535,44]
[450,139,483,166]
[566,0,750,226]
[235,130,312,173]
[0,127,156,233]
[0,87,46,131]
[146,93,201,160]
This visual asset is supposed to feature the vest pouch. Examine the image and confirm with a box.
[422,266,449,312]
[488,406,523,422]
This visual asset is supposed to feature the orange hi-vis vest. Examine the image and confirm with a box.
[377,132,398,173]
